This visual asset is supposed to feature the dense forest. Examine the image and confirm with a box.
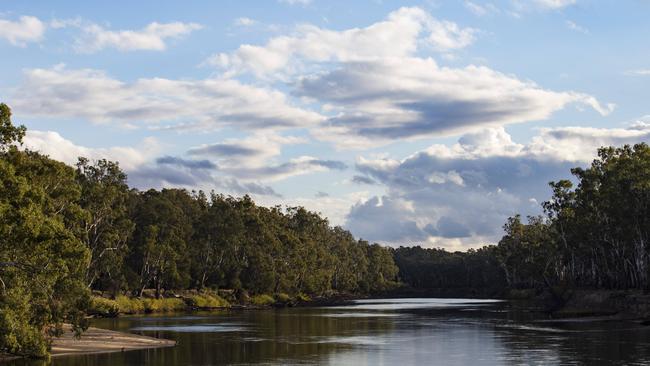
[0,104,398,357]
[395,143,650,294]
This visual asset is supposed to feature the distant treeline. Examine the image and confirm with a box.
[393,143,650,294]
[0,104,397,357]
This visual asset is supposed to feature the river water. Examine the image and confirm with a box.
[10,298,650,365]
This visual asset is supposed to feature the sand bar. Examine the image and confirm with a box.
[1,326,176,361]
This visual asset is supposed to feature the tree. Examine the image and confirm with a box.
[0,103,25,150]
[76,158,134,292]
[0,104,90,357]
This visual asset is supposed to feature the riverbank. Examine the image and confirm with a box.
[0,325,175,362]
[88,290,352,316]
[377,286,650,320]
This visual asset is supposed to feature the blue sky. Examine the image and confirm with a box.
[2,0,649,250]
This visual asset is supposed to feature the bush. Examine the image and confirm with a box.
[89,295,186,315]
[275,293,292,303]
[115,296,145,314]
[187,293,229,308]
[89,297,120,317]
[142,298,185,313]
[186,292,230,309]
[251,294,275,306]
[296,293,311,302]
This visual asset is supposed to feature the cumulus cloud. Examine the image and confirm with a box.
[10,65,323,131]
[225,155,347,182]
[351,175,377,185]
[23,130,160,171]
[128,161,281,196]
[257,190,371,227]
[188,133,306,168]
[69,21,202,52]
[205,7,477,78]
[188,133,347,182]
[299,57,613,148]
[22,129,282,196]
[346,123,650,249]
[0,15,45,46]
[155,156,217,170]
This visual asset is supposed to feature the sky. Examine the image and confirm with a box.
[1,0,649,251]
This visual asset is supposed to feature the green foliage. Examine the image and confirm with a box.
[395,143,650,293]
[142,298,185,313]
[275,293,291,303]
[393,245,505,291]
[76,158,134,293]
[295,293,311,302]
[89,297,120,317]
[0,103,401,358]
[187,293,229,308]
[114,295,145,314]
[250,294,275,306]
[90,296,187,314]
[0,105,90,358]
[0,103,26,150]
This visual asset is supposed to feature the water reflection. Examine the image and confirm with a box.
[5,298,650,365]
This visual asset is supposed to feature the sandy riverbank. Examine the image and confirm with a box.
[1,325,176,362]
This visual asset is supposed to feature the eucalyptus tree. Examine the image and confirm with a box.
[0,104,90,357]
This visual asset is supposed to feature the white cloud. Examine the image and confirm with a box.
[258,191,371,227]
[188,133,306,168]
[428,20,477,51]
[298,57,614,148]
[0,15,45,46]
[464,2,500,16]
[187,133,347,181]
[23,130,160,171]
[10,65,324,131]
[224,155,347,182]
[205,7,477,77]
[70,21,202,52]
[527,125,650,162]
[346,123,650,249]
[234,17,256,27]
[21,129,285,196]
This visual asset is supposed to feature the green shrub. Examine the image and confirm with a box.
[115,296,145,314]
[275,293,292,303]
[187,293,229,308]
[251,294,275,306]
[89,297,119,317]
[142,298,185,313]
[296,293,311,302]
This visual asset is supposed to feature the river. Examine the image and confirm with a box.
[10,298,650,365]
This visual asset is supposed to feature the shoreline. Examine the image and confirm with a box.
[1,325,175,363]
[4,291,648,362]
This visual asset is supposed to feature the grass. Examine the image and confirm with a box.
[89,297,119,317]
[275,292,292,303]
[296,292,311,302]
[187,293,230,308]
[90,296,186,315]
[250,294,275,306]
